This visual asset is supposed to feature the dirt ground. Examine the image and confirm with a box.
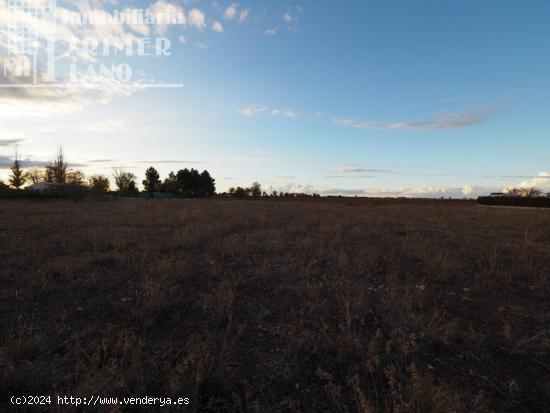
[1,198,549,412]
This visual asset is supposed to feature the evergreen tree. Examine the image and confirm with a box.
[161,171,178,193]
[198,170,216,196]
[142,167,161,193]
[9,149,26,189]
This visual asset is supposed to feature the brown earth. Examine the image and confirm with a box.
[1,198,549,412]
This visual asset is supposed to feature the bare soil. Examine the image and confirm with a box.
[1,198,549,412]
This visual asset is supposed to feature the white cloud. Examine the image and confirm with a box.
[262,182,499,198]
[121,8,151,36]
[212,21,224,33]
[271,108,298,118]
[283,12,297,23]
[264,28,278,36]
[513,172,550,191]
[238,105,267,117]
[188,8,206,30]
[0,53,145,118]
[223,3,238,20]
[239,9,249,22]
[239,105,297,118]
[0,1,151,117]
[145,1,186,35]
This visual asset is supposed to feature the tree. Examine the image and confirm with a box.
[142,167,160,193]
[175,168,202,197]
[0,179,8,192]
[176,168,193,195]
[230,186,249,198]
[9,149,26,189]
[24,167,43,184]
[89,175,110,192]
[45,147,68,184]
[161,171,178,193]
[251,182,262,198]
[508,187,543,198]
[526,188,541,198]
[66,170,86,186]
[198,170,216,196]
[113,168,137,192]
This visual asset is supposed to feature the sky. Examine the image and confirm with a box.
[0,0,549,197]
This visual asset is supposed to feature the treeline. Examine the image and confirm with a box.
[0,148,216,198]
[1,147,323,201]
[478,196,550,208]
[505,187,550,198]
[477,187,550,208]
[219,182,320,198]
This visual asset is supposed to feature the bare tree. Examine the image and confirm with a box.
[45,147,68,184]
[113,168,137,192]
[66,170,86,186]
[8,148,26,189]
[526,188,541,198]
[507,187,543,198]
[24,167,44,184]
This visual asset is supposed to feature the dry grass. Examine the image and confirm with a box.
[1,198,549,412]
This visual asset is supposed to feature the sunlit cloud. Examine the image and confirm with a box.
[512,172,550,191]
[223,3,238,20]
[188,8,206,30]
[212,21,224,33]
[263,182,499,198]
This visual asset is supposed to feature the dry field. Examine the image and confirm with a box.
[1,198,549,412]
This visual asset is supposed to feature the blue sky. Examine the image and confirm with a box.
[0,0,549,196]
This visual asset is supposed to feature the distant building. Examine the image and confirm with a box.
[490,192,505,197]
